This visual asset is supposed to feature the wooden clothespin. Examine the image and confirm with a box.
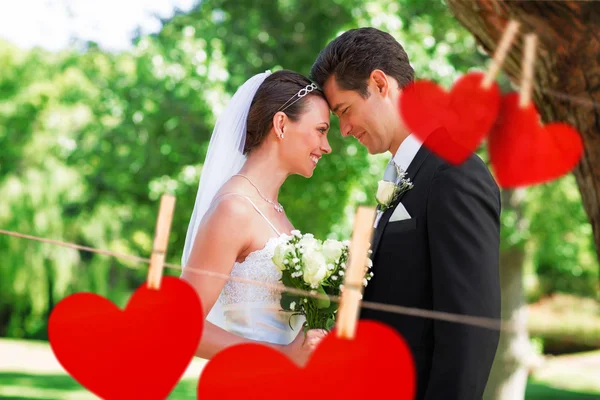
[147,194,176,290]
[481,19,520,89]
[335,206,376,339]
[519,33,538,108]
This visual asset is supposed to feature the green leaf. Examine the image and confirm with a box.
[326,317,336,331]
[280,292,301,312]
[321,300,339,314]
[315,285,330,309]
[281,271,295,288]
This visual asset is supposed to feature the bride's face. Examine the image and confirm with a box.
[280,96,332,178]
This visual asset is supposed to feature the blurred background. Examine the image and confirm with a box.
[0,0,599,399]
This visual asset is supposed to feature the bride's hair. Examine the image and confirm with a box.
[244,70,325,154]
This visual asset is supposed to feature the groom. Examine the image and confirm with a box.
[311,28,501,399]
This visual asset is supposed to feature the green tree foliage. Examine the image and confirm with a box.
[526,176,599,298]
[0,0,596,340]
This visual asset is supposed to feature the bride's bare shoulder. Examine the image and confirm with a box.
[188,193,254,262]
[206,192,254,224]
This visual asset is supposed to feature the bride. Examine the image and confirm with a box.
[180,69,332,366]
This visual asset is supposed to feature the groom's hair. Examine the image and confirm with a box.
[310,27,414,98]
[244,70,325,154]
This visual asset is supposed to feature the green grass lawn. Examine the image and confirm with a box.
[1,339,599,399]
[525,382,600,400]
[0,372,198,399]
[0,372,599,400]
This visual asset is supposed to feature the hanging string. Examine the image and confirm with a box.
[534,86,600,110]
[1,228,512,333]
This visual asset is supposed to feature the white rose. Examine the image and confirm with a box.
[279,233,292,242]
[299,235,321,253]
[302,251,328,287]
[376,180,397,205]
[272,243,294,271]
[322,239,344,264]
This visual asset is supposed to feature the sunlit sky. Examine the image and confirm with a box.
[0,0,198,52]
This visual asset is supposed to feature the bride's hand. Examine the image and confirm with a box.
[282,328,328,367]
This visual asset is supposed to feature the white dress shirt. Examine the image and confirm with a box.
[392,133,423,173]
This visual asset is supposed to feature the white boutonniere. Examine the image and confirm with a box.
[375,170,414,212]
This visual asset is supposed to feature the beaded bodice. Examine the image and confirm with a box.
[206,234,305,345]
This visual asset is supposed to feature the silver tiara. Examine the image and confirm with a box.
[278,83,318,112]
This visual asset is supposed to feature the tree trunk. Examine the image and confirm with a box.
[445,0,600,266]
[484,246,528,400]
[482,189,536,400]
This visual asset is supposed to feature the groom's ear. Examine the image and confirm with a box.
[370,69,390,97]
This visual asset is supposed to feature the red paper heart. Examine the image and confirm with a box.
[197,320,415,399]
[488,93,584,188]
[399,72,501,165]
[49,276,203,400]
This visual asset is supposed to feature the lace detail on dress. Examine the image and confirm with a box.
[207,232,306,345]
[218,235,286,306]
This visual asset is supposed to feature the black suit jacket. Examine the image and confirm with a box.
[361,141,501,400]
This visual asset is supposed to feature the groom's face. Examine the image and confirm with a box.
[323,76,390,155]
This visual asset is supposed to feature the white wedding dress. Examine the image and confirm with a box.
[205,194,305,345]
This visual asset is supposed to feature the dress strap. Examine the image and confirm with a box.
[215,193,281,236]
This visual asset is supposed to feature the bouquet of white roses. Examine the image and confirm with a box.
[272,230,374,331]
